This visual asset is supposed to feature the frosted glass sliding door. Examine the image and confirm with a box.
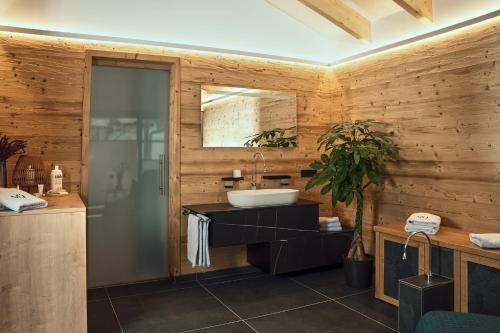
[87,65,169,287]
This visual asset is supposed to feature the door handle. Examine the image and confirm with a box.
[159,153,165,196]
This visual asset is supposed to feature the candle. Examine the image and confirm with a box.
[233,169,242,178]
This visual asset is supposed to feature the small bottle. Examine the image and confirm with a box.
[50,165,63,190]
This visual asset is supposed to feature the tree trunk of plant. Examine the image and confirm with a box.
[347,192,367,261]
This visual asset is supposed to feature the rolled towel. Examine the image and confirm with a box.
[470,233,500,249]
[0,188,47,212]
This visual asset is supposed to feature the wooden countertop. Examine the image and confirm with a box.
[374,223,500,261]
[0,192,85,217]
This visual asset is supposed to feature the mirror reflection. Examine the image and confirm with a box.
[201,85,297,148]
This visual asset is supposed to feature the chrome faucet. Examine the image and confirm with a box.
[251,152,267,190]
[402,231,433,283]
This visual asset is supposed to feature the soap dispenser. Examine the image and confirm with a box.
[50,165,63,190]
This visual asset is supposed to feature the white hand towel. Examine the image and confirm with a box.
[406,213,441,228]
[204,219,211,267]
[470,233,500,249]
[187,214,200,267]
[319,217,340,223]
[404,224,439,235]
[321,226,342,232]
[320,221,341,227]
[0,188,47,212]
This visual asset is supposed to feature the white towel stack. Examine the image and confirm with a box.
[404,212,441,235]
[469,233,500,249]
[0,188,47,212]
[319,217,342,232]
[187,213,211,268]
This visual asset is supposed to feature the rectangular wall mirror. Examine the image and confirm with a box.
[201,85,297,148]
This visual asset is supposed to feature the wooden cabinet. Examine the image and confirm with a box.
[0,193,87,333]
[460,253,500,316]
[375,232,427,306]
[374,223,500,313]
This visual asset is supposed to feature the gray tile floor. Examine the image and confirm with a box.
[88,265,398,333]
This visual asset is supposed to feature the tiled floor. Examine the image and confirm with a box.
[88,265,398,333]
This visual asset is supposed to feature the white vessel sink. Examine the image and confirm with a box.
[227,189,299,208]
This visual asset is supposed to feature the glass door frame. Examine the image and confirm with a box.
[81,50,181,277]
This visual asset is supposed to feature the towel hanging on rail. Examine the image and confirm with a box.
[187,213,211,268]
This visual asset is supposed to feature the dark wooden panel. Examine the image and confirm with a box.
[383,239,419,299]
[468,261,500,316]
[431,245,454,279]
[247,230,353,275]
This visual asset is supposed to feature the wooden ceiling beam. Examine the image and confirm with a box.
[298,0,371,42]
[393,0,433,22]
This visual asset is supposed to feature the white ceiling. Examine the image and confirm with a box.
[0,0,499,65]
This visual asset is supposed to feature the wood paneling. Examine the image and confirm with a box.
[332,18,500,252]
[393,0,433,22]
[298,0,372,41]
[0,32,335,276]
[1,16,498,277]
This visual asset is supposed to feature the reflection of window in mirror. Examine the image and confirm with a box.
[201,85,297,148]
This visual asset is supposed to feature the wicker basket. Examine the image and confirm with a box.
[12,155,46,192]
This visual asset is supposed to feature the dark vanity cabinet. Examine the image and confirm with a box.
[207,202,319,247]
[183,200,353,275]
[247,230,353,275]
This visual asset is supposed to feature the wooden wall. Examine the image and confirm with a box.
[1,16,498,276]
[331,17,500,252]
[0,32,339,276]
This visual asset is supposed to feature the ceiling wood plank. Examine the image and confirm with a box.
[393,0,433,22]
[298,0,371,42]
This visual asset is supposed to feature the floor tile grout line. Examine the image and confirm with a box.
[197,281,260,333]
[333,288,374,300]
[178,320,244,333]
[108,284,201,301]
[196,269,261,282]
[332,299,398,333]
[201,274,265,286]
[288,278,332,300]
[105,288,125,333]
[289,278,397,333]
[102,273,264,302]
[242,299,333,321]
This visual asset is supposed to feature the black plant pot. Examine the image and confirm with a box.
[343,255,374,289]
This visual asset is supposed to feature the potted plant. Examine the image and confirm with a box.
[0,133,27,188]
[306,120,396,288]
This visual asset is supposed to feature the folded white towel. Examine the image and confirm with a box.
[406,212,441,228]
[319,216,340,223]
[321,226,342,232]
[320,221,341,227]
[470,233,500,249]
[0,188,47,212]
[187,213,211,268]
[405,224,439,235]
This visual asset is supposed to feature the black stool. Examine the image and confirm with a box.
[398,275,454,333]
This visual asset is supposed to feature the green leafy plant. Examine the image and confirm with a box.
[244,126,297,148]
[0,133,26,161]
[306,120,396,261]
